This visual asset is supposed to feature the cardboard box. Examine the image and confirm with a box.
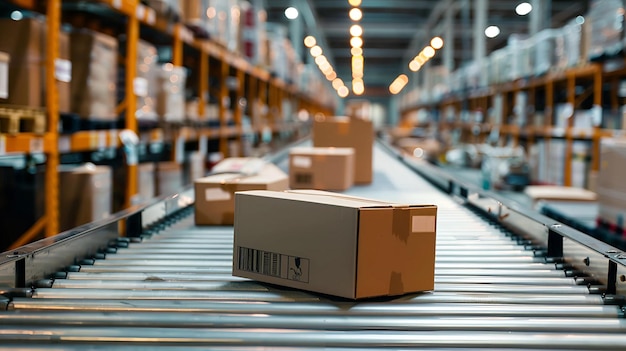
[0,18,42,107]
[195,158,288,225]
[37,22,71,113]
[59,163,112,232]
[232,190,438,299]
[70,29,118,119]
[313,116,374,184]
[156,64,186,122]
[289,147,354,191]
[0,52,8,101]
[597,138,626,228]
[156,161,183,196]
[138,162,156,204]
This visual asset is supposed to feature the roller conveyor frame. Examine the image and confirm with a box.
[1,139,626,293]
[1,138,626,349]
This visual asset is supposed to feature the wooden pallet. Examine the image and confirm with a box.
[0,106,46,134]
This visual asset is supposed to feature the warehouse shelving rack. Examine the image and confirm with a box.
[1,0,334,248]
[401,62,614,187]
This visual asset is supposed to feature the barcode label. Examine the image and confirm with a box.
[295,173,312,185]
[237,247,309,283]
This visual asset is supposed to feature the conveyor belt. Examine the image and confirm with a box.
[1,143,626,349]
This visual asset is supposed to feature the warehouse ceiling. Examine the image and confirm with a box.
[265,0,590,104]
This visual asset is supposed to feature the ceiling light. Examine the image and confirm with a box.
[10,11,23,21]
[315,55,328,66]
[206,7,216,19]
[304,36,316,48]
[284,7,299,20]
[325,71,337,80]
[409,60,421,72]
[350,24,363,37]
[350,36,363,48]
[423,46,436,58]
[430,36,444,50]
[353,81,365,95]
[338,86,349,97]
[515,2,532,16]
[348,0,362,6]
[310,45,323,57]
[351,47,363,56]
[332,78,344,90]
[349,8,362,21]
[484,25,500,38]
[389,74,409,95]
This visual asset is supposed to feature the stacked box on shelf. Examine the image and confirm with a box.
[534,28,563,76]
[226,0,242,53]
[184,151,206,185]
[425,65,450,102]
[597,138,626,230]
[135,40,159,122]
[59,163,112,232]
[536,139,566,186]
[155,161,183,196]
[70,29,118,120]
[508,34,532,81]
[587,0,625,60]
[0,52,7,101]
[0,17,70,112]
[555,18,589,71]
[239,0,267,66]
[0,162,45,251]
[144,0,181,21]
[489,47,509,85]
[180,0,211,38]
[156,64,187,123]
[138,162,156,204]
[571,140,592,189]
[265,23,288,81]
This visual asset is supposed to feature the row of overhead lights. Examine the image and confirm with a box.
[388,36,444,95]
[349,0,364,96]
[304,35,350,98]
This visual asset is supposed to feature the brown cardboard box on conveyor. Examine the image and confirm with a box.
[194,157,288,225]
[288,147,354,191]
[232,189,437,299]
[312,116,374,184]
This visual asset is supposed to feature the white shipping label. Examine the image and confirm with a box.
[205,188,232,201]
[136,4,146,20]
[30,138,44,154]
[0,135,5,155]
[199,135,208,155]
[146,8,156,24]
[292,156,312,168]
[133,77,149,97]
[109,130,118,148]
[54,59,72,82]
[98,131,107,149]
[175,136,184,164]
[112,0,122,9]
[0,60,8,99]
[591,105,603,127]
[58,136,70,152]
[411,215,436,233]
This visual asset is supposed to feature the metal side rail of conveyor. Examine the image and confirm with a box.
[1,138,626,350]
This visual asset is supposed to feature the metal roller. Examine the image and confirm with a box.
[2,144,626,350]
